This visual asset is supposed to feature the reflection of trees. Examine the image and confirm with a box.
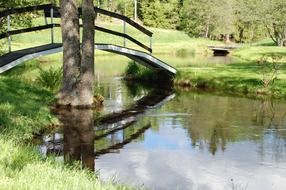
[253,99,286,162]
[162,91,286,155]
[253,99,286,129]
[208,122,235,155]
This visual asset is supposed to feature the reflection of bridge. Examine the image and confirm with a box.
[36,90,175,170]
[0,4,176,75]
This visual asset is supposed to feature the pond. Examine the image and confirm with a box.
[37,53,286,190]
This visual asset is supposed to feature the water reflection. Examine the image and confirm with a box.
[37,74,286,189]
[38,89,174,171]
[58,108,95,171]
[96,91,286,190]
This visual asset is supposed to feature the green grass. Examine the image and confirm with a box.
[232,38,286,61]
[174,61,286,98]
[233,46,286,62]
[0,74,137,190]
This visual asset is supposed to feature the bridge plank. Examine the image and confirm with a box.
[0,43,62,68]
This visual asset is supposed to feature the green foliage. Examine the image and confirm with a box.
[36,67,63,92]
[139,0,180,29]
[125,61,140,76]
[124,61,173,87]
[125,61,155,82]
[256,55,284,93]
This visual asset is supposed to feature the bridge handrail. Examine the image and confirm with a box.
[0,24,55,39]
[95,8,153,37]
[93,26,152,53]
[0,4,52,18]
[42,7,153,37]
[0,4,153,53]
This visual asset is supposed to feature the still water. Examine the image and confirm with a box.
[38,54,286,190]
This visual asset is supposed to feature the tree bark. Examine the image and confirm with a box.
[77,0,96,106]
[58,0,96,107]
[57,0,81,106]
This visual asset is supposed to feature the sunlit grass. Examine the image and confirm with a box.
[0,74,138,190]
[175,61,286,98]
[0,138,136,190]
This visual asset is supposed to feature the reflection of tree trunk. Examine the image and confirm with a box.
[254,99,275,127]
[57,108,95,171]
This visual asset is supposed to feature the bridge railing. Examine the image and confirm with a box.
[0,4,153,54]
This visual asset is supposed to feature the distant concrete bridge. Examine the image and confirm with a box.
[0,4,176,75]
[208,45,239,56]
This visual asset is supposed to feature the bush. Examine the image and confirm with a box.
[125,61,140,77]
[36,67,63,92]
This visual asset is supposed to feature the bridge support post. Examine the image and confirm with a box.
[50,6,54,44]
[149,36,152,54]
[7,14,11,53]
[123,21,126,47]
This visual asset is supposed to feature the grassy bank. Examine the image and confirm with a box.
[174,60,286,99]
[173,38,286,98]
[0,74,135,190]
[233,39,286,62]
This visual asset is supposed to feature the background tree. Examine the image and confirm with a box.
[258,0,286,46]
[139,0,180,29]
[233,0,263,43]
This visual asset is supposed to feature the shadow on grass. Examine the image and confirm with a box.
[2,59,45,79]
[0,76,54,140]
[259,52,286,57]
[257,41,276,46]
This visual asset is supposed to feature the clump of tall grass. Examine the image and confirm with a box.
[36,67,63,92]
[124,61,173,87]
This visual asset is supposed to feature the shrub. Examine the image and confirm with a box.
[36,67,63,92]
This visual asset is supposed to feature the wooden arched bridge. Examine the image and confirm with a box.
[0,4,176,75]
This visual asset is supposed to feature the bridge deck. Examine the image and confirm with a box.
[0,43,176,75]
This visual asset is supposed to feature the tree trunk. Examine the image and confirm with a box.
[77,0,96,106]
[224,34,230,43]
[238,27,244,43]
[204,15,210,38]
[57,0,81,106]
[58,0,96,107]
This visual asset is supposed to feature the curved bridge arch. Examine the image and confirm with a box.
[0,4,176,75]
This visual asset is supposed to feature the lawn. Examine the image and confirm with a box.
[175,60,286,99]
